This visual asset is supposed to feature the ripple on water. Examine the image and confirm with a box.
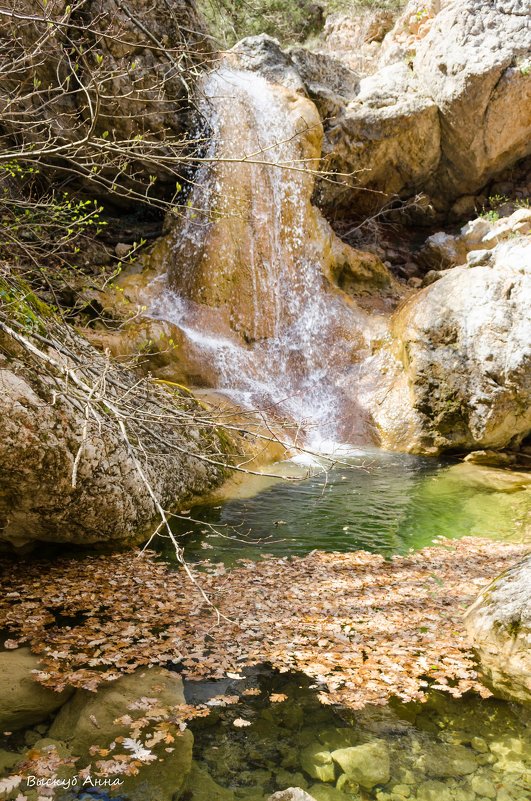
[163,452,530,565]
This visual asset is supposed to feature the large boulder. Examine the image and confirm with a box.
[0,301,227,548]
[302,0,531,216]
[464,555,531,704]
[0,648,73,731]
[362,238,531,454]
[316,61,441,217]
[414,0,531,206]
[49,668,193,801]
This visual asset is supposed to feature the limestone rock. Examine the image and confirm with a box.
[300,744,336,783]
[330,740,390,789]
[49,668,193,801]
[414,0,531,205]
[442,463,531,494]
[470,774,497,798]
[307,785,346,801]
[268,789,317,801]
[317,62,441,217]
[464,450,516,468]
[185,762,236,801]
[464,555,531,704]
[366,239,531,454]
[0,648,73,731]
[0,315,227,548]
[321,9,394,73]
[317,0,530,215]
[378,0,445,67]
[416,743,478,777]
[419,208,531,271]
[416,780,456,801]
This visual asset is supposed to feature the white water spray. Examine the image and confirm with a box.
[150,67,382,448]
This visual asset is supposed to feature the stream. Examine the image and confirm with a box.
[166,452,530,566]
[170,453,531,801]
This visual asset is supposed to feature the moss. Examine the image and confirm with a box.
[0,275,54,334]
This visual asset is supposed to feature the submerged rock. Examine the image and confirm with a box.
[464,554,531,704]
[330,740,390,789]
[0,648,73,731]
[300,744,336,783]
[464,450,517,468]
[268,789,318,801]
[185,762,236,801]
[49,668,193,801]
[416,743,478,777]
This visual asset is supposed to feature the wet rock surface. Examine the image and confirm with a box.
[186,672,531,801]
[0,649,73,732]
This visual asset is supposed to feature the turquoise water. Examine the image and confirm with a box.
[166,452,530,565]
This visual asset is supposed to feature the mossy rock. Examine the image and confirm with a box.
[49,668,193,801]
[0,648,73,731]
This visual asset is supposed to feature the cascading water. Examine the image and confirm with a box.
[150,66,386,448]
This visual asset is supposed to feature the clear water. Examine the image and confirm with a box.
[185,669,531,801]
[166,452,530,566]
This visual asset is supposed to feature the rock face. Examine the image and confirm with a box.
[244,1,530,216]
[364,239,531,454]
[0,309,227,548]
[464,555,531,704]
[49,668,193,801]
[414,0,531,206]
[0,649,73,731]
[145,40,394,443]
[317,62,441,216]
[419,207,531,272]
[0,0,210,204]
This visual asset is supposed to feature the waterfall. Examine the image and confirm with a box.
[150,66,385,449]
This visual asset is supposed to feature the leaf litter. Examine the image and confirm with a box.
[0,538,527,709]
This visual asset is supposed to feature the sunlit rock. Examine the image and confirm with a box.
[330,740,390,789]
[0,649,72,732]
[363,239,531,454]
[464,555,531,704]
[0,306,228,548]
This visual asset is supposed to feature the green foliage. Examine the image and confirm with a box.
[201,0,322,45]
[0,162,106,270]
[201,0,405,46]
[479,192,530,223]
[0,276,52,333]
